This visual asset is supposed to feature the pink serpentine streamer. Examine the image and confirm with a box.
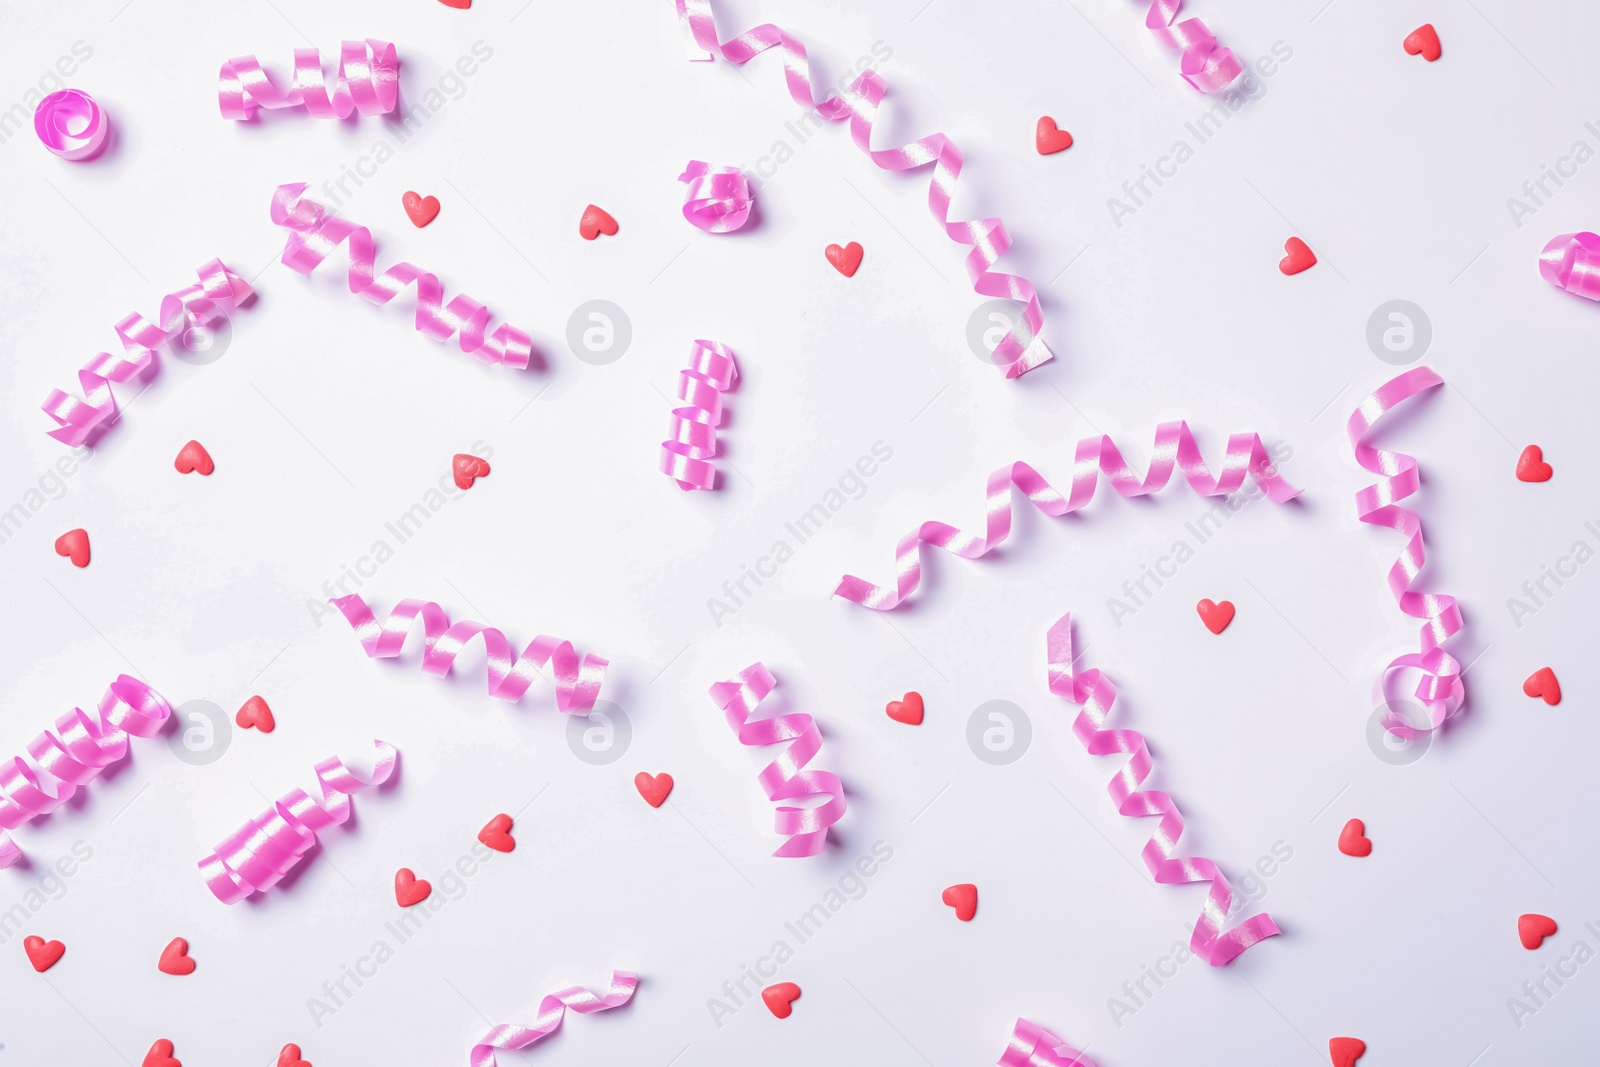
[34,89,109,160]
[660,339,738,490]
[1538,231,1600,300]
[271,184,533,369]
[836,424,1299,610]
[680,161,753,232]
[198,740,397,903]
[331,595,608,714]
[470,970,638,1067]
[41,260,255,445]
[1141,1,1242,92]
[708,664,847,857]
[999,1019,1097,1067]
[675,0,1051,379]
[0,676,170,869]
[1348,367,1465,739]
[1047,614,1279,966]
[219,39,398,120]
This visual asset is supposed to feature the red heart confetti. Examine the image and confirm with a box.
[1523,667,1561,706]
[236,695,276,733]
[1403,23,1442,62]
[1035,116,1073,155]
[1337,818,1372,858]
[173,440,214,475]
[941,882,978,921]
[143,1039,181,1067]
[825,241,864,278]
[762,981,801,1019]
[158,936,196,976]
[1329,1037,1367,1067]
[1279,237,1317,275]
[402,191,441,228]
[886,692,924,726]
[634,772,674,808]
[1196,599,1235,635]
[1516,445,1553,482]
[1519,913,1557,950]
[23,935,65,972]
[54,528,90,568]
[478,813,515,853]
[436,0,470,9]
[278,1044,312,1067]
[453,453,490,490]
[394,868,432,907]
[579,204,619,240]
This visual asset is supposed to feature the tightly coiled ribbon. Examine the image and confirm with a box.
[1142,1,1242,92]
[680,162,754,232]
[999,1018,1097,1067]
[470,970,637,1067]
[709,664,847,857]
[0,676,170,869]
[675,0,1051,378]
[34,89,109,160]
[219,39,398,120]
[271,184,533,369]
[1047,615,1279,966]
[836,424,1298,610]
[1538,231,1600,301]
[661,340,738,490]
[332,596,608,714]
[41,261,255,445]
[1348,367,1465,738]
[198,740,396,903]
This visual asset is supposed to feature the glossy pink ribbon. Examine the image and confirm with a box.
[219,39,398,120]
[0,676,170,869]
[41,261,254,445]
[675,0,1050,378]
[1048,614,1279,966]
[34,89,108,160]
[709,664,847,857]
[198,740,396,903]
[1538,231,1600,300]
[332,595,608,714]
[1142,1,1242,92]
[836,424,1298,610]
[1349,367,1465,738]
[271,184,533,369]
[680,161,753,232]
[999,1018,1096,1067]
[470,970,637,1067]
[661,339,738,490]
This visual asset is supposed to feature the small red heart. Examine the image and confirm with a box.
[1337,818,1372,858]
[236,695,276,733]
[158,936,195,976]
[1403,23,1442,62]
[1329,1037,1366,1067]
[394,868,432,907]
[478,813,515,853]
[1523,667,1561,706]
[278,1044,312,1067]
[1035,116,1074,155]
[1279,237,1317,275]
[1196,599,1235,635]
[23,935,64,972]
[825,241,864,278]
[142,1039,181,1067]
[402,191,441,228]
[452,453,491,490]
[54,528,90,568]
[173,440,214,475]
[634,772,674,808]
[1519,913,1557,949]
[886,692,924,726]
[941,883,978,921]
[761,981,801,1019]
[579,204,619,241]
[1516,445,1552,482]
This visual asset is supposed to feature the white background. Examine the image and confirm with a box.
[0,0,1595,1064]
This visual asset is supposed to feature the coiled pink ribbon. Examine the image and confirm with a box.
[674,0,1051,379]
[0,676,170,869]
[680,161,753,232]
[836,424,1298,610]
[1538,231,1600,300]
[1047,614,1279,966]
[661,339,738,490]
[332,595,608,714]
[999,1018,1096,1067]
[34,89,109,160]
[198,740,396,903]
[1141,1,1242,92]
[271,184,533,369]
[41,261,255,445]
[1348,367,1465,738]
[470,970,637,1067]
[708,664,847,857]
[219,39,398,120]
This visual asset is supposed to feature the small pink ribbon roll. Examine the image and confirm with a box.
[34,89,109,160]
[1142,1,1242,92]
[680,162,753,232]
[999,1018,1096,1067]
[470,970,637,1067]
[1538,231,1600,300]
[661,339,738,490]
[219,39,398,120]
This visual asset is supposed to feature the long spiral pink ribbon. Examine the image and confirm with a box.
[1538,231,1600,300]
[331,595,608,714]
[1348,367,1465,738]
[661,339,738,490]
[1047,614,1279,966]
[219,39,398,120]
[41,260,255,445]
[470,970,638,1067]
[675,0,1051,379]
[34,89,109,160]
[999,1018,1096,1067]
[836,424,1299,610]
[708,664,847,857]
[271,184,533,369]
[1141,1,1242,92]
[0,676,170,869]
[198,740,397,903]
[680,161,753,233]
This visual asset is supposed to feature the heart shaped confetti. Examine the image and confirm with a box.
[885,692,924,726]
[579,204,619,240]
[1035,116,1073,155]
[1403,23,1442,62]
[1329,1037,1367,1067]
[437,0,471,7]
[1519,913,1557,949]
[453,453,490,490]
[1196,598,1235,634]
[278,1044,312,1067]
[1523,667,1561,706]
[825,241,864,278]
[1516,445,1553,482]
[23,935,64,972]
[143,1039,181,1067]
[941,882,978,921]
[394,868,432,907]
[173,440,214,475]
[402,191,441,228]
[236,695,276,733]
[158,936,196,976]
[1279,237,1317,275]
[1337,818,1372,858]
[478,813,515,853]
[634,772,674,808]
[54,528,90,568]
[762,981,801,1019]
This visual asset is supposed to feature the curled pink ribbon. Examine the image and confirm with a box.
[34,89,109,160]
[680,161,753,232]
[41,261,255,446]
[1538,231,1600,300]
[1348,367,1465,738]
[836,424,1298,610]
[198,741,396,903]
[331,595,608,714]
[219,39,398,120]
[271,184,533,369]
[999,1018,1097,1067]
[1048,614,1280,966]
[1142,1,1242,92]
[661,339,738,490]
[470,970,637,1067]
[675,0,1050,378]
[0,676,170,869]
[708,664,847,857]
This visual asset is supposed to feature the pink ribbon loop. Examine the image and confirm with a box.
[1538,231,1600,300]
[661,339,738,490]
[680,161,753,232]
[1048,615,1279,966]
[470,970,638,1067]
[999,1018,1097,1067]
[34,89,109,160]
[836,424,1298,610]
[708,664,847,857]
[219,39,398,120]
[1142,1,1242,92]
